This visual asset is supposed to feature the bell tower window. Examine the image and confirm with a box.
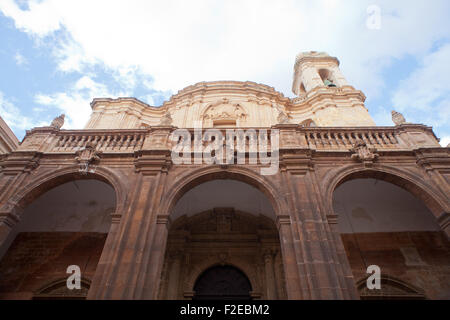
[318,69,337,87]
[299,83,306,94]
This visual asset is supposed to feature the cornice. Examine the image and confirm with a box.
[90,81,292,114]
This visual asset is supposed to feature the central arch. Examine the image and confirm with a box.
[158,166,288,300]
[160,166,287,219]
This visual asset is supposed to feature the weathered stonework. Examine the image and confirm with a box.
[0,51,448,300]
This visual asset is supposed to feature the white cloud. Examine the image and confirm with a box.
[2,0,450,97]
[0,91,39,130]
[14,51,28,66]
[0,0,61,36]
[392,43,450,129]
[371,105,393,127]
[1,0,450,134]
[139,94,155,106]
[35,76,128,129]
[440,136,450,147]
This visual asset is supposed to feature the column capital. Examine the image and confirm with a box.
[326,214,338,225]
[156,214,172,229]
[0,209,20,227]
[276,215,291,229]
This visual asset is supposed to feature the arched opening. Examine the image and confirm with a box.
[193,265,252,300]
[160,177,286,300]
[301,119,317,127]
[33,278,92,300]
[332,174,450,299]
[318,68,337,87]
[299,83,307,94]
[0,176,116,300]
[356,275,426,300]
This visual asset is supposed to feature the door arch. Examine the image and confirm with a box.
[193,265,252,300]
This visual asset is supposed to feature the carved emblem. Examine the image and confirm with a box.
[75,142,101,174]
[391,110,406,126]
[273,104,290,124]
[277,111,290,124]
[218,252,229,264]
[159,111,173,126]
[50,114,65,129]
[350,139,379,162]
[202,99,248,126]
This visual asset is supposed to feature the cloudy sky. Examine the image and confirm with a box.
[0,0,449,145]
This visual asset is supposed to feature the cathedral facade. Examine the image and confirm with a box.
[0,52,449,299]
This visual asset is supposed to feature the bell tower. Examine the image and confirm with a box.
[292,51,376,126]
[292,51,349,95]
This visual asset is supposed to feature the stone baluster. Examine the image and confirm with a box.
[105,135,113,150]
[97,135,106,150]
[381,132,391,145]
[387,132,397,144]
[70,135,78,149]
[77,135,86,148]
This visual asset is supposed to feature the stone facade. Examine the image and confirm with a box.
[0,116,19,155]
[85,52,374,130]
[0,52,449,300]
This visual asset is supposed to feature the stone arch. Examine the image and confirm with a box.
[184,258,262,299]
[324,164,448,222]
[300,119,317,127]
[160,165,287,220]
[299,82,307,94]
[2,165,127,222]
[318,68,337,87]
[33,277,92,300]
[355,275,426,300]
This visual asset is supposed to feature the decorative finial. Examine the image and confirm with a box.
[391,110,406,126]
[50,114,65,129]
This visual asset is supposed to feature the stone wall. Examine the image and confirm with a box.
[0,232,107,299]
[342,231,450,299]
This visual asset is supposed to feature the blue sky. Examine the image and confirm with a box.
[0,0,449,145]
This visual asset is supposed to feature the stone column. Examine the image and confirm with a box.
[87,214,121,299]
[0,213,18,249]
[438,212,450,238]
[263,250,278,300]
[327,214,359,299]
[139,214,171,299]
[167,251,183,299]
[277,215,303,299]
